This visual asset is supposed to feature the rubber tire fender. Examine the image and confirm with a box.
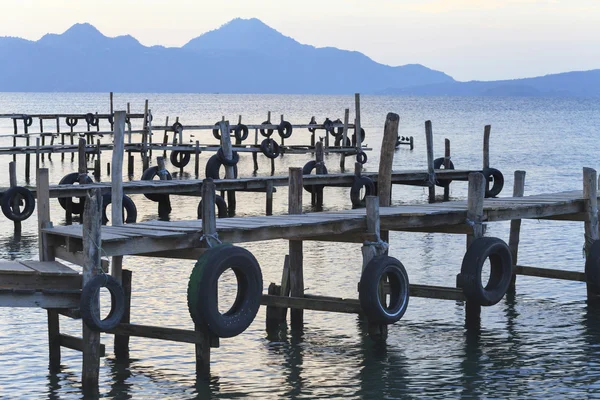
[359,255,410,324]
[260,138,280,159]
[187,244,263,338]
[322,118,334,134]
[482,168,504,198]
[352,128,366,146]
[302,160,328,193]
[58,172,94,214]
[23,115,33,127]
[331,118,344,138]
[205,154,238,180]
[85,113,98,127]
[172,122,183,132]
[277,121,293,139]
[80,274,125,332]
[335,136,352,147]
[433,157,455,187]
[197,194,228,219]
[141,166,173,202]
[260,121,274,138]
[217,148,240,167]
[101,194,138,225]
[1,186,35,222]
[170,151,191,168]
[356,151,368,165]
[212,122,222,140]
[234,124,249,142]
[66,117,78,127]
[459,237,513,306]
[350,176,376,208]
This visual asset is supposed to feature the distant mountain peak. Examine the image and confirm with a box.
[62,22,104,37]
[38,23,141,50]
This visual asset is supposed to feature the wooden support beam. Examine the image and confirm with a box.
[515,265,586,282]
[60,334,106,357]
[483,125,491,169]
[378,113,400,207]
[508,170,526,293]
[583,167,600,301]
[315,141,325,208]
[425,120,435,203]
[107,323,216,346]
[219,120,237,216]
[443,138,451,201]
[288,167,304,330]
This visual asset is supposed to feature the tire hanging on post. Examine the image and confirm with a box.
[80,274,125,332]
[1,186,35,222]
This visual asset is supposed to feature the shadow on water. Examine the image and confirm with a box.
[1,229,37,260]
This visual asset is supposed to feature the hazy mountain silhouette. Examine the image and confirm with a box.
[0,18,453,93]
[382,70,600,97]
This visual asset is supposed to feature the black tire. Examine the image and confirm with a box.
[1,186,35,222]
[334,136,352,147]
[58,172,94,214]
[170,151,191,168]
[433,157,455,187]
[482,168,504,198]
[212,122,221,140]
[586,240,600,288]
[331,118,344,138]
[260,138,280,159]
[187,244,263,338]
[108,114,114,124]
[359,255,410,324]
[260,121,274,138]
[85,113,98,127]
[217,148,240,167]
[141,166,172,202]
[66,117,78,127]
[352,128,366,146]
[308,119,317,133]
[197,195,228,219]
[323,118,334,134]
[101,194,137,225]
[23,115,33,127]
[459,237,513,306]
[80,274,125,332]
[234,124,249,142]
[205,154,238,180]
[172,122,183,132]
[277,121,293,139]
[356,151,368,165]
[302,160,328,193]
[350,176,375,207]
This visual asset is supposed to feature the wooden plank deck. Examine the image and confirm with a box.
[43,190,588,258]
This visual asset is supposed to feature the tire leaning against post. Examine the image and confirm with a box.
[359,255,410,325]
[433,157,455,187]
[57,172,94,214]
[0,186,35,222]
[482,167,504,198]
[141,166,172,202]
[197,195,228,219]
[277,121,293,139]
[302,160,328,193]
[187,244,263,338]
[101,194,137,225]
[350,176,375,208]
[170,151,191,168]
[205,154,238,180]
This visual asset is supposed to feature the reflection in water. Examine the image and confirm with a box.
[106,358,133,400]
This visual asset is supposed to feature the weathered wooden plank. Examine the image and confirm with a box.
[261,294,362,314]
[19,261,79,275]
[515,265,586,282]
[0,262,34,274]
[0,292,79,308]
[106,323,211,345]
[60,334,105,357]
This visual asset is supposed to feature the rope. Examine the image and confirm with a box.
[200,232,222,248]
[82,225,110,275]
[363,235,389,253]
[465,218,484,227]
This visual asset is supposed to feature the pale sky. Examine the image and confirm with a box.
[1,0,598,81]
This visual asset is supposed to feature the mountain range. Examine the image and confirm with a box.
[0,18,597,96]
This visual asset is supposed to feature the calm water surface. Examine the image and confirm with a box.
[0,94,600,399]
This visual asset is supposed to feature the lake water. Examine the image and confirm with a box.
[1,93,600,399]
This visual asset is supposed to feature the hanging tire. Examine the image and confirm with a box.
[302,160,328,193]
[260,138,280,159]
[170,151,191,168]
[187,244,263,338]
[323,118,334,134]
[359,255,410,324]
[308,119,317,133]
[80,274,125,332]
[335,136,352,147]
[85,113,98,127]
[66,117,78,127]
[260,121,274,138]
[350,176,375,207]
[331,118,344,138]
[1,186,35,222]
[277,121,293,139]
[205,154,238,180]
[482,168,504,198]
[23,115,33,127]
[57,172,94,214]
[459,237,513,306]
[172,122,183,132]
[586,240,600,288]
[217,148,240,167]
[234,124,249,142]
[352,128,366,146]
[356,151,368,165]
[197,195,228,219]
[433,157,455,187]
[101,194,137,225]
[141,166,172,202]
[212,122,222,140]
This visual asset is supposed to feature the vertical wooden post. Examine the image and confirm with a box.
[425,121,435,203]
[464,172,486,327]
[309,116,316,147]
[148,109,153,159]
[35,138,40,171]
[507,170,526,293]
[196,178,217,377]
[354,94,361,153]
[162,116,169,158]
[9,161,21,234]
[583,168,600,300]
[110,111,126,279]
[315,141,325,208]
[82,188,102,393]
[40,118,45,162]
[109,92,114,131]
[219,121,236,216]
[361,196,388,338]
[93,139,101,180]
[265,180,273,216]
[340,109,350,170]
[24,120,31,183]
[142,100,149,171]
[483,125,491,170]
[252,151,259,173]
[378,113,400,207]
[78,138,87,179]
[443,138,451,201]
[195,140,200,179]
[12,118,17,162]
[288,167,304,330]
[157,157,172,217]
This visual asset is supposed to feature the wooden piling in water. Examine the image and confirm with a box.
[315,141,325,208]
[156,157,172,217]
[288,167,304,330]
[443,138,451,201]
[378,113,400,207]
[219,120,236,216]
[340,109,350,171]
[425,121,435,203]
[508,171,526,293]
[9,161,21,234]
[483,125,491,170]
[583,168,600,301]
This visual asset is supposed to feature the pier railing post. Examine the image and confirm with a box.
[288,167,304,330]
[378,113,399,207]
[507,171,526,293]
[315,141,325,208]
[219,120,237,216]
[483,125,491,170]
[583,167,600,301]
[425,120,435,203]
[443,138,451,201]
[82,188,102,394]
[9,161,21,235]
[156,157,172,218]
[464,172,486,328]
